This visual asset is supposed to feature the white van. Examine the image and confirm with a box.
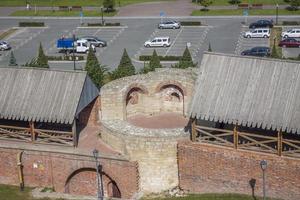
[243,28,270,38]
[144,37,171,47]
[281,29,300,38]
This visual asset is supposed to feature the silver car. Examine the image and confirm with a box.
[0,41,11,51]
[158,20,180,29]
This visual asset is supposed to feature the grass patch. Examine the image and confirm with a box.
[0,0,173,7]
[191,9,300,16]
[142,193,281,200]
[193,0,286,6]
[270,27,283,58]
[10,10,117,17]
[0,28,18,40]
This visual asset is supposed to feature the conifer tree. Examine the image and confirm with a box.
[173,46,196,69]
[271,44,279,58]
[142,50,162,73]
[208,42,212,52]
[85,46,107,88]
[110,48,135,80]
[36,42,48,68]
[8,51,18,66]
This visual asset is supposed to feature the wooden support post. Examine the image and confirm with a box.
[72,119,77,147]
[191,118,196,142]
[277,130,282,156]
[29,121,35,142]
[233,125,238,149]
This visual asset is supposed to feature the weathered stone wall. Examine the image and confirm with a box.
[100,120,188,194]
[100,68,196,121]
[0,145,138,199]
[178,141,300,200]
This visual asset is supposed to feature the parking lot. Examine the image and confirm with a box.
[135,26,210,61]
[235,26,270,55]
[0,17,300,70]
[281,26,300,58]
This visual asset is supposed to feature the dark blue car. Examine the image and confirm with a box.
[249,20,273,29]
[241,47,270,57]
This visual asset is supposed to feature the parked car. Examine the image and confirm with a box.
[281,29,300,38]
[278,38,300,48]
[80,36,107,47]
[144,37,171,47]
[158,20,180,29]
[0,41,11,51]
[249,20,273,29]
[243,28,270,38]
[241,47,270,57]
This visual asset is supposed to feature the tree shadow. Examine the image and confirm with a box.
[249,178,257,200]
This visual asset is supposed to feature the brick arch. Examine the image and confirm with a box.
[155,81,187,96]
[124,83,149,102]
[64,167,122,198]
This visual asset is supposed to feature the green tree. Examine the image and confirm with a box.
[110,48,135,80]
[24,42,49,68]
[85,46,107,88]
[208,42,212,52]
[103,0,115,12]
[271,43,279,58]
[173,46,196,69]
[142,50,162,73]
[36,42,48,68]
[200,0,213,11]
[8,51,17,66]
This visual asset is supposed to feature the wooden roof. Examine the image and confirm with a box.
[190,52,300,134]
[0,67,99,124]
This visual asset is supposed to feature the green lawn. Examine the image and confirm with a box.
[0,184,62,200]
[194,0,287,6]
[142,193,281,200]
[191,9,300,16]
[10,10,117,17]
[0,0,173,7]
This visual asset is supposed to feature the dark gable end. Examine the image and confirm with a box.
[0,67,99,124]
[190,52,300,134]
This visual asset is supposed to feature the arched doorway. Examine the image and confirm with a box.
[65,168,122,198]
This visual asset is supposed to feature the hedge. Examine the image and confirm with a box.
[139,55,182,61]
[180,21,201,26]
[19,22,45,27]
[282,21,300,25]
[87,22,121,26]
[47,55,84,61]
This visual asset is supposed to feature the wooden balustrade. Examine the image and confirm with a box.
[193,125,300,158]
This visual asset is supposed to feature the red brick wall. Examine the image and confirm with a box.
[178,141,300,200]
[0,148,138,199]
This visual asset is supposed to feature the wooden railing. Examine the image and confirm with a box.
[0,124,73,146]
[192,123,300,158]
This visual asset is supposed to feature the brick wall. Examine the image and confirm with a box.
[178,141,300,200]
[78,97,100,127]
[0,147,138,199]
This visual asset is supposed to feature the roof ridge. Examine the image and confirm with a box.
[0,66,87,74]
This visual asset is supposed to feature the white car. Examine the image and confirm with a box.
[243,28,270,38]
[144,37,171,48]
[0,41,11,51]
[158,20,181,29]
[281,29,300,38]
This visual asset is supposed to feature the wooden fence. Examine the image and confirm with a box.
[192,122,300,158]
[0,123,73,146]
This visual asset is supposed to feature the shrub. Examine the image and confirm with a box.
[19,22,44,27]
[139,55,182,61]
[282,21,300,25]
[228,0,241,5]
[87,22,120,26]
[180,21,201,26]
[47,55,84,61]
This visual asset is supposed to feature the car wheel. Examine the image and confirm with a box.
[159,26,162,29]
[146,44,150,48]
[283,45,286,48]
[99,44,103,47]
[172,26,176,29]
[263,35,268,38]
[247,35,251,38]
[163,44,167,47]
[284,35,288,38]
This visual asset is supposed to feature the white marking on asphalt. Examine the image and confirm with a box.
[165,27,183,56]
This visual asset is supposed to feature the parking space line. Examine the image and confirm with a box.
[165,27,183,56]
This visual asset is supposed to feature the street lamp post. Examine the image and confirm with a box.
[93,149,103,200]
[101,7,104,25]
[276,4,279,25]
[260,160,268,200]
[72,34,76,71]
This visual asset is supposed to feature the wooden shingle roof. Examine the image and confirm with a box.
[190,52,300,134]
[0,67,99,124]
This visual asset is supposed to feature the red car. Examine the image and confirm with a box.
[279,38,300,48]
